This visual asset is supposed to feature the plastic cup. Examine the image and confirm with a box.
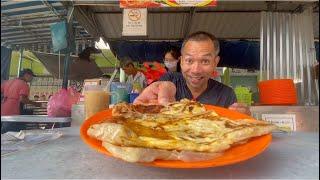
[129,93,139,103]
[84,85,111,119]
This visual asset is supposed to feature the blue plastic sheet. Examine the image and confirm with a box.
[50,21,75,54]
[109,40,260,69]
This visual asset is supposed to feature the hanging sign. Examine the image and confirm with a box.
[120,0,217,8]
[122,8,147,36]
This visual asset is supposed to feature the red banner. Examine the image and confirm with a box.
[120,0,217,8]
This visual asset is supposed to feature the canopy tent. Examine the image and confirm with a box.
[33,52,103,80]
[1,1,319,82]
[70,1,319,68]
[1,1,103,85]
[1,1,97,52]
[72,1,319,41]
[2,1,319,64]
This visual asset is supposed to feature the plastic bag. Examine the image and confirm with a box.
[47,87,80,117]
[1,129,62,156]
[142,62,166,85]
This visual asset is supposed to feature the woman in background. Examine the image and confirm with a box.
[163,46,181,73]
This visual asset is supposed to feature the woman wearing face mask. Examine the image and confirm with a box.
[163,47,181,73]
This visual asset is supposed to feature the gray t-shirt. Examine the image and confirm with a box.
[159,72,237,107]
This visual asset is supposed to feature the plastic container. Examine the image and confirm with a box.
[258,79,297,105]
[129,93,139,103]
[110,82,132,104]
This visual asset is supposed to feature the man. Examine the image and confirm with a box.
[134,31,250,115]
[1,69,41,115]
[120,58,147,93]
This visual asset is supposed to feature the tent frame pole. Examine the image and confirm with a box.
[62,52,70,89]
[17,47,24,77]
[62,5,74,89]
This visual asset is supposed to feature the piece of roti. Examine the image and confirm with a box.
[88,99,276,162]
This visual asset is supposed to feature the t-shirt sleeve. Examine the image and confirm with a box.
[227,88,237,107]
[19,83,30,97]
[159,72,174,82]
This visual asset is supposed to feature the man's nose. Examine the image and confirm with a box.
[190,62,202,73]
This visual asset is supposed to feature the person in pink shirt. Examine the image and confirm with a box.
[1,69,41,116]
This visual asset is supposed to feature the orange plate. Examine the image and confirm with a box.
[80,105,272,169]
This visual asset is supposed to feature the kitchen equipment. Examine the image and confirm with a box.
[1,116,71,134]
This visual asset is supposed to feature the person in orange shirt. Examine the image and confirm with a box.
[1,69,41,116]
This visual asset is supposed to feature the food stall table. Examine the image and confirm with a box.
[1,126,318,179]
[1,116,71,133]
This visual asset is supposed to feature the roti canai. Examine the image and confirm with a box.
[87,99,276,162]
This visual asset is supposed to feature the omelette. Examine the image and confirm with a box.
[87,99,276,162]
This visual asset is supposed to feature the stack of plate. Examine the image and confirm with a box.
[258,79,297,105]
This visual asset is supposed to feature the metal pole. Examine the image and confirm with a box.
[17,47,24,77]
[62,5,74,89]
[62,52,71,89]
[58,51,61,79]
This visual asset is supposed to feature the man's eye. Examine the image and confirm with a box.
[185,59,193,64]
[201,59,210,65]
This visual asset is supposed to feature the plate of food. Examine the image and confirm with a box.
[80,99,276,168]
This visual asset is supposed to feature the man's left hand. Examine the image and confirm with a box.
[228,103,251,115]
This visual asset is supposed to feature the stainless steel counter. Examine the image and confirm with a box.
[250,105,319,132]
[1,115,71,123]
[1,116,72,133]
[1,126,319,179]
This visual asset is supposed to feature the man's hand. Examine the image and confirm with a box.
[133,81,176,105]
[228,103,251,115]
[20,95,42,107]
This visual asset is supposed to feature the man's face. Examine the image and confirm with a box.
[122,64,134,75]
[180,40,220,90]
[24,74,34,82]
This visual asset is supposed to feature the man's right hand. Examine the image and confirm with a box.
[133,81,176,105]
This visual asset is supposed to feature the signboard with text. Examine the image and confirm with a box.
[261,114,296,132]
[122,8,147,36]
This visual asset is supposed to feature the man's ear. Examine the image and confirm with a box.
[214,56,220,66]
